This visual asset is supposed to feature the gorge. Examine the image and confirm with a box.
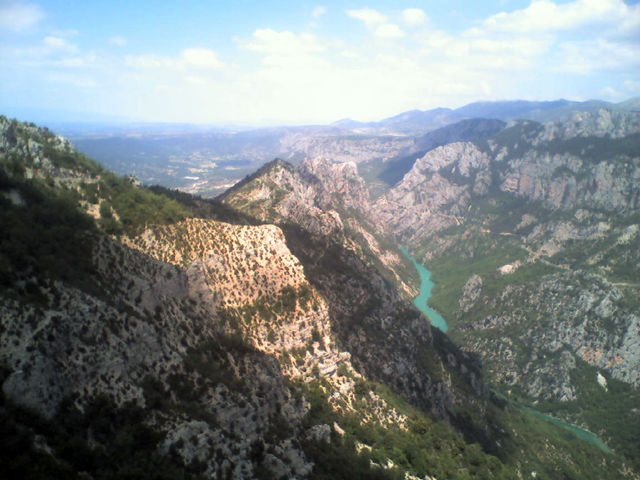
[1,107,639,479]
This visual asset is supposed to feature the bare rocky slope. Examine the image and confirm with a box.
[2,115,635,479]
[218,156,419,299]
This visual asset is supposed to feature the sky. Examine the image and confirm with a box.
[1,0,639,125]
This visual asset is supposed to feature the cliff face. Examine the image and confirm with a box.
[376,142,491,245]
[459,270,640,397]
[368,109,640,465]
[495,112,640,211]
[219,157,491,419]
[279,132,415,164]
[376,111,640,240]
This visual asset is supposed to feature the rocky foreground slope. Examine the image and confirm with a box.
[1,116,635,479]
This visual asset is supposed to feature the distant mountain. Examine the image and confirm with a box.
[356,98,638,135]
[374,107,458,134]
[453,99,572,120]
[617,96,640,111]
[65,96,640,200]
[330,118,370,128]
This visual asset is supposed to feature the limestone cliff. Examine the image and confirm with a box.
[369,109,640,467]
[1,115,635,479]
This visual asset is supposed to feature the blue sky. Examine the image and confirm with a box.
[1,0,639,125]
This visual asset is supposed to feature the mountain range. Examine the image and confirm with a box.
[1,104,639,479]
[61,97,639,198]
[332,97,640,134]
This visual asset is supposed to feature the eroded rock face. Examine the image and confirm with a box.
[0,217,333,477]
[279,132,415,164]
[500,150,640,210]
[376,110,640,244]
[375,142,490,243]
[369,110,640,403]
[459,275,483,313]
[460,271,640,399]
[126,220,307,309]
[495,111,640,211]
[537,109,640,142]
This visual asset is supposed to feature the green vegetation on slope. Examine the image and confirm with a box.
[299,375,628,480]
[534,359,640,471]
[0,167,96,289]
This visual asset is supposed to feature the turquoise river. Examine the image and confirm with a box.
[400,246,448,332]
[401,245,612,453]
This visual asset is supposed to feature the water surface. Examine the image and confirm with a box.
[494,391,612,453]
[400,246,448,332]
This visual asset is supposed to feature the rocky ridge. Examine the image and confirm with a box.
[220,156,419,299]
[4,116,598,480]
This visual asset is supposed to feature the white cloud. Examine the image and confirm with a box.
[346,8,387,28]
[415,28,549,71]
[374,23,406,39]
[402,8,427,26]
[242,29,325,56]
[218,27,512,124]
[482,0,640,34]
[312,6,326,18]
[452,0,638,78]
[126,48,224,70]
[43,36,78,53]
[600,86,624,99]
[346,9,405,38]
[108,35,127,47]
[2,35,98,70]
[0,0,44,32]
[239,29,330,78]
[556,38,640,74]
[181,48,224,69]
